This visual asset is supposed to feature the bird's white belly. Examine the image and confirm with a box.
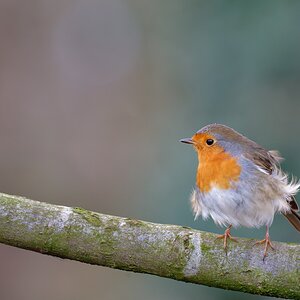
[191,186,278,228]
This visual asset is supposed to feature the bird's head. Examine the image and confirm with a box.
[180,124,247,159]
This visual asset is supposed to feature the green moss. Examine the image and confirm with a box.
[201,242,212,253]
[125,218,146,227]
[73,207,103,227]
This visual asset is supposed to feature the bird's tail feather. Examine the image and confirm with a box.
[284,210,300,232]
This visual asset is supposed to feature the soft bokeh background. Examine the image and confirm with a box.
[0,1,299,299]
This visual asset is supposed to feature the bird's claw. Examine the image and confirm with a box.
[216,227,238,251]
[254,233,275,260]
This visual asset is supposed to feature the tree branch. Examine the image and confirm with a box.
[0,193,299,299]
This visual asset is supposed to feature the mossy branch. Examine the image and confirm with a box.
[0,193,299,299]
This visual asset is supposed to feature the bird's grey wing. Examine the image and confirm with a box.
[245,147,300,231]
[244,147,281,175]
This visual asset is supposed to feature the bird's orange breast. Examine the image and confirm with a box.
[196,146,241,193]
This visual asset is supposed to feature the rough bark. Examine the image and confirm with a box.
[0,193,299,299]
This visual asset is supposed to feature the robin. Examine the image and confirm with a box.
[180,124,300,258]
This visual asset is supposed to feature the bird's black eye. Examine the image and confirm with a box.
[206,139,214,146]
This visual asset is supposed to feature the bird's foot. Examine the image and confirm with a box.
[254,230,275,260]
[216,226,238,252]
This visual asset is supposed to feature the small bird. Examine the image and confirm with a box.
[180,124,300,258]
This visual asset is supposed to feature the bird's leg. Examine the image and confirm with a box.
[216,224,238,251]
[254,226,275,260]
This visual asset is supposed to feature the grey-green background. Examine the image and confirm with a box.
[0,1,299,299]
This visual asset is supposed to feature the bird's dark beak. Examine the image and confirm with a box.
[180,137,194,145]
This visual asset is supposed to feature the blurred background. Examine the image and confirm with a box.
[0,0,299,299]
